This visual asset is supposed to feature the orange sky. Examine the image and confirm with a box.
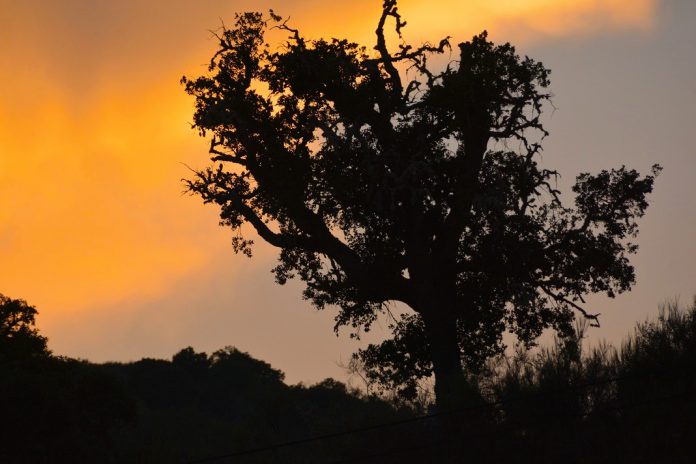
[5,0,692,383]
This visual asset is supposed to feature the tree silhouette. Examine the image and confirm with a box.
[0,293,49,361]
[182,1,659,409]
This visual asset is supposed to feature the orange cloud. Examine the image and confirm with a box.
[296,0,657,45]
[0,83,223,313]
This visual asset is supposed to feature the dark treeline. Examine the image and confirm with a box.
[1,294,695,463]
[0,294,410,463]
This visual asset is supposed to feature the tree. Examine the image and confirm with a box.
[182,1,659,409]
[172,346,211,370]
[0,293,49,361]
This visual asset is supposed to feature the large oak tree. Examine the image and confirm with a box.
[182,1,659,409]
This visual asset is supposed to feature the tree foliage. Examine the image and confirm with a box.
[0,293,49,361]
[182,1,659,405]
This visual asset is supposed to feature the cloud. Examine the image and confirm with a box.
[295,0,658,45]
[0,83,221,313]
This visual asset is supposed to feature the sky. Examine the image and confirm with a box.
[1,0,694,385]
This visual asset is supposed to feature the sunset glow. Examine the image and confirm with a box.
[0,0,661,350]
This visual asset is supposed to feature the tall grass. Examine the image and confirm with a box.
[471,298,696,463]
[350,298,696,462]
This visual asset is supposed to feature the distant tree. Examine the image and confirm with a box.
[0,293,49,361]
[210,346,286,384]
[172,346,210,370]
[182,1,659,409]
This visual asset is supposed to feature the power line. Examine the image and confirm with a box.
[327,383,696,464]
[186,370,692,463]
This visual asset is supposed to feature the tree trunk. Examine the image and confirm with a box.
[421,307,468,462]
[422,309,467,412]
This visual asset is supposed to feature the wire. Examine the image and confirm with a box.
[328,383,696,463]
[185,370,693,463]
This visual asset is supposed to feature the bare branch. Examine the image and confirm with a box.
[541,286,601,327]
[270,13,305,48]
[374,0,404,96]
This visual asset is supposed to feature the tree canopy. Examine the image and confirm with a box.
[182,1,659,407]
[0,293,49,361]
